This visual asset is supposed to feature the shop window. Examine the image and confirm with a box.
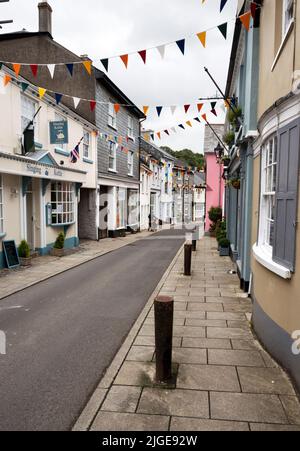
[128,151,134,176]
[128,190,138,226]
[116,188,126,229]
[51,182,75,225]
[108,103,117,129]
[108,142,117,171]
[83,131,91,159]
[0,175,4,234]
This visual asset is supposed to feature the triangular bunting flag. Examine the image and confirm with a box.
[30,65,38,77]
[101,59,109,72]
[156,106,163,117]
[176,39,185,55]
[143,106,149,116]
[202,113,207,122]
[197,32,206,48]
[170,106,177,115]
[220,0,228,12]
[73,97,81,109]
[239,12,251,31]
[186,121,192,128]
[3,75,11,87]
[55,93,63,105]
[171,127,177,133]
[150,134,154,141]
[138,50,147,64]
[20,82,29,92]
[250,2,258,19]
[157,45,165,59]
[211,102,217,110]
[90,100,97,112]
[120,54,129,68]
[194,117,201,123]
[38,87,46,99]
[197,103,204,113]
[178,124,185,130]
[218,23,228,39]
[211,109,218,117]
[164,130,170,136]
[13,64,21,76]
[184,105,190,114]
[83,60,92,75]
[47,64,56,79]
[157,132,161,140]
[144,134,150,142]
[66,64,74,76]
[114,104,120,114]
[0,63,3,70]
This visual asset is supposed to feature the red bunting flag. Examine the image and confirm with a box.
[138,50,147,64]
[114,104,120,114]
[90,100,96,112]
[184,105,190,114]
[30,64,38,77]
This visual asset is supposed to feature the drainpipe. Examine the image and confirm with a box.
[139,118,146,231]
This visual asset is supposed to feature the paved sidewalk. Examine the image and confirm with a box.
[0,231,153,300]
[74,237,300,432]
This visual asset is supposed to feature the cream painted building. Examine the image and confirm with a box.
[0,65,97,268]
[251,0,300,391]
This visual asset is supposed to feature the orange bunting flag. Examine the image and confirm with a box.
[143,106,149,116]
[3,75,11,86]
[197,31,206,48]
[120,54,129,68]
[202,113,207,122]
[13,64,21,76]
[157,132,161,140]
[83,60,92,75]
[239,12,251,31]
[114,104,120,114]
[197,103,204,113]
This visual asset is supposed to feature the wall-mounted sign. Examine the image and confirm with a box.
[49,121,69,145]
[2,241,20,269]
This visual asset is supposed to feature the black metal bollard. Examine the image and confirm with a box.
[184,243,192,276]
[192,238,197,252]
[154,296,174,383]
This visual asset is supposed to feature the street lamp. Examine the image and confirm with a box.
[214,143,224,162]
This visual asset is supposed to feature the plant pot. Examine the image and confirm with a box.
[232,180,241,190]
[19,257,32,267]
[219,246,230,257]
[50,248,65,257]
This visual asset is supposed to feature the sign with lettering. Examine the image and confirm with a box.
[2,241,20,269]
[49,121,69,145]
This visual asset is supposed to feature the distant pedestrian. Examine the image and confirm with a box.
[148,213,152,232]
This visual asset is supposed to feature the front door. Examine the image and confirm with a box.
[99,186,108,240]
[26,181,34,250]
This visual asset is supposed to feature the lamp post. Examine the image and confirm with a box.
[214,143,224,208]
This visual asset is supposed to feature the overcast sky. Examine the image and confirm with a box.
[1,0,239,153]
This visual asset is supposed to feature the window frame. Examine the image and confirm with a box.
[258,135,278,256]
[21,94,39,140]
[108,141,117,172]
[0,174,4,235]
[83,130,91,159]
[108,103,117,130]
[128,151,134,176]
[50,182,75,226]
[127,116,134,139]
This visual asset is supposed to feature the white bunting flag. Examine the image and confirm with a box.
[157,45,166,59]
[47,64,56,79]
[73,97,81,109]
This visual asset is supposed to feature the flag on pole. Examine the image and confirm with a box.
[70,137,83,164]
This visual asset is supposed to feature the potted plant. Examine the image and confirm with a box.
[18,240,31,266]
[219,238,230,257]
[223,131,235,149]
[208,207,223,237]
[231,178,241,190]
[51,232,65,257]
[227,106,242,131]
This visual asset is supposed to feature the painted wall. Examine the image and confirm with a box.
[205,153,224,232]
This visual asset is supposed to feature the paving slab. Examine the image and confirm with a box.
[177,364,240,392]
[101,386,142,413]
[279,396,300,425]
[126,346,155,362]
[210,392,288,424]
[187,303,223,312]
[171,417,249,431]
[238,367,295,395]
[207,327,252,340]
[91,412,169,431]
[137,388,209,418]
[172,348,207,365]
[208,349,265,367]
[182,338,232,350]
[250,423,300,431]
[114,362,156,387]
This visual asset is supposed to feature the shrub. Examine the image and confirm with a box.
[18,240,30,258]
[53,232,65,250]
[217,231,227,243]
[223,131,235,147]
[219,238,230,248]
[227,106,242,126]
[208,207,223,225]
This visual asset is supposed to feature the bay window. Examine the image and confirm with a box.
[51,182,75,225]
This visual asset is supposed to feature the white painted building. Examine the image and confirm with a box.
[0,65,97,268]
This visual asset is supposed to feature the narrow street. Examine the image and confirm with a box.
[0,230,184,431]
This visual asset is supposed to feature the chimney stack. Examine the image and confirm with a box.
[38,2,52,35]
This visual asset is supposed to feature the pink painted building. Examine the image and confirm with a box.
[204,124,225,233]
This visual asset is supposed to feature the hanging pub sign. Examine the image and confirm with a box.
[49,121,69,145]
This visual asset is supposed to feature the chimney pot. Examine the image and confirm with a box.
[38,2,52,35]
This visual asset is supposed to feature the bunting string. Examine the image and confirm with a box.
[0,4,260,74]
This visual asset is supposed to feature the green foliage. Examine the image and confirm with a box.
[208,207,223,225]
[223,131,235,147]
[18,240,30,258]
[53,232,65,250]
[227,106,242,126]
[219,238,230,248]
[160,146,205,170]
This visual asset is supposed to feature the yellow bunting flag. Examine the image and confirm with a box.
[197,31,206,48]
[144,134,150,142]
[38,87,47,98]
[13,64,21,76]
[3,75,11,86]
[186,121,192,127]
[83,60,92,75]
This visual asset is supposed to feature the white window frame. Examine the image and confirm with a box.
[128,116,134,139]
[282,0,294,38]
[108,141,117,172]
[0,174,4,234]
[83,130,91,159]
[128,151,134,176]
[54,112,68,151]
[108,103,117,130]
[258,135,278,256]
[116,187,126,229]
[51,182,75,226]
[21,94,39,141]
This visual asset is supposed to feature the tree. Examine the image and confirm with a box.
[161,146,205,170]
